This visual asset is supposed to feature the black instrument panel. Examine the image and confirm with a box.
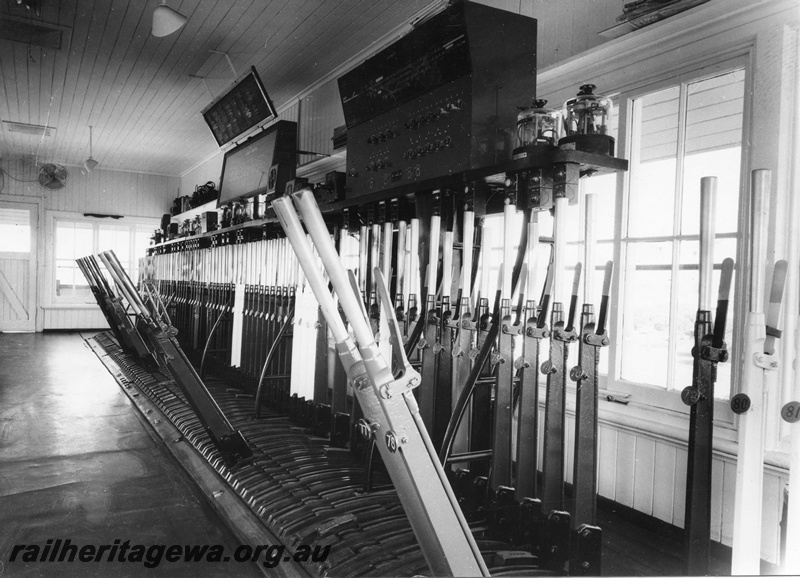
[202,67,277,147]
[339,1,537,199]
[338,7,472,128]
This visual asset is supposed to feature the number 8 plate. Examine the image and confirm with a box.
[781,401,800,423]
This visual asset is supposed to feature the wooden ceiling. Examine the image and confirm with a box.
[0,0,435,176]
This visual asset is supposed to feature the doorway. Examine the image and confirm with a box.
[0,200,38,331]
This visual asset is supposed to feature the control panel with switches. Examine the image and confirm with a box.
[346,78,472,195]
[338,1,537,199]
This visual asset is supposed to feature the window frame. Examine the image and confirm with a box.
[53,219,97,303]
[600,54,753,427]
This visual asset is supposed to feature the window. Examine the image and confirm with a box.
[617,66,745,401]
[55,221,95,302]
[53,218,154,303]
[576,101,619,377]
[480,208,556,305]
[0,208,32,253]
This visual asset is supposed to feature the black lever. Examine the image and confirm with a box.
[537,251,554,328]
[712,258,735,348]
[565,263,582,334]
[596,261,613,336]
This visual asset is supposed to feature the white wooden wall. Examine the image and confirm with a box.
[181,151,223,194]
[588,417,788,560]
[1,159,177,216]
[535,404,789,561]
[298,79,346,168]
[41,307,108,330]
[0,159,178,330]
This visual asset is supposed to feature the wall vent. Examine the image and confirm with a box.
[3,121,56,137]
[0,16,69,50]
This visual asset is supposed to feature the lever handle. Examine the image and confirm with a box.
[375,267,415,376]
[426,214,441,298]
[699,177,717,311]
[537,249,554,328]
[596,260,614,336]
[764,259,788,355]
[711,258,735,348]
[565,262,582,333]
[514,266,528,325]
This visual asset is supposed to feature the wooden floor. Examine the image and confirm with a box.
[598,497,732,576]
[0,332,263,577]
[0,331,738,577]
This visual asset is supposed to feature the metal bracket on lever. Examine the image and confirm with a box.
[373,267,423,398]
[753,351,780,371]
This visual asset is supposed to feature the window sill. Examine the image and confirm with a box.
[553,379,790,473]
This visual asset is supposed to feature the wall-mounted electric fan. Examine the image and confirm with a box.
[38,163,68,190]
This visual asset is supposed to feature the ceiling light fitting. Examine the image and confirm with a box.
[84,126,99,173]
[152,1,187,38]
[3,121,55,137]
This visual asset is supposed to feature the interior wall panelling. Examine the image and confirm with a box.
[615,431,637,508]
[719,460,736,545]
[764,469,788,563]
[548,404,772,548]
[535,379,789,563]
[279,101,300,124]
[710,458,725,543]
[672,447,688,529]
[652,442,677,523]
[181,151,224,196]
[298,79,345,167]
[0,159,178,217]
[597,424,618,500]
[588,416,789,564]
[43,307,108,330]
[633,436,656,515]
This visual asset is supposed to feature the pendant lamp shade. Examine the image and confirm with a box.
[84,125,99,173]
[152,2,187,37]
[84,157,99,172]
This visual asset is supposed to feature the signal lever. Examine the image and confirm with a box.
[97,250,253,466]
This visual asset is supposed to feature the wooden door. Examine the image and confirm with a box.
[0,200,38,331]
